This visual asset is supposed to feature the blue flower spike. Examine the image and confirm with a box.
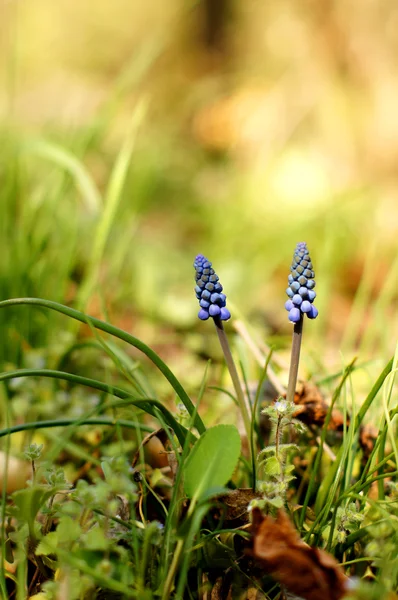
[194,254,231,322]
[285,242,318,323]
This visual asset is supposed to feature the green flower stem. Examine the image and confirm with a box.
[213,317,252,463]
[286,315,304,405]
[0,297,205,434]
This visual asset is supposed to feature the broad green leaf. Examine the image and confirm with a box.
[184,424,241,500]
[12,487,54,539]
[267,496,284,508]
[36,531,58,556]
[57,516,81,543]
[83,527,110,551]
[264,456,281,476]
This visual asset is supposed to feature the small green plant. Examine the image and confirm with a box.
[253,398,305,509]
[24,443,44,481]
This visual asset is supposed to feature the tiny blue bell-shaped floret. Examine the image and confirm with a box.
[194,254,231,321]
[285,242,318,323]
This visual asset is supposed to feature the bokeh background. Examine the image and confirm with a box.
[1,0,398,378]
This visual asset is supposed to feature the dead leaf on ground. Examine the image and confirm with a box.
[214,489,262,526]
[292,382,346,431]
[248,508,348,600]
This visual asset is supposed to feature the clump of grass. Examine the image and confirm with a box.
[0,238,396,599]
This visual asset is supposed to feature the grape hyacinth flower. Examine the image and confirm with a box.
[285,242,318,406]
[194,254,231,322]
[285,242,318,323]
[193,254,252,465]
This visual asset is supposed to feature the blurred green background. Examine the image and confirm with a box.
[1,0,397,371]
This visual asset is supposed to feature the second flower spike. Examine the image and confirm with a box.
[194,254,231,321]
[285,242,318,323]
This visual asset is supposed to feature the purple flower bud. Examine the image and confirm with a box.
[198,309,209,320]
[210,293,221,304]
[307,305,318,319]
[285,300,293,311]
[299,286,308,297]
[298,275,307,286]
[301,300,311,313]
[292,294,303,306]
[288,307,301,323]
[220,307,231,321]
[209,304,221,317]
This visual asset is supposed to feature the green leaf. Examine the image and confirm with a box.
[83,527,110,551]
[36,531,58,556]
[266,496,284,508]
[12,487,54,540]
[264,456,281,476]
[184,425,241,500]
[57,516,81,543]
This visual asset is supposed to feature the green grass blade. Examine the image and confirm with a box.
[0,368,189,445]
[24,138,102,213]
[77,99,147,310]
[355,356,394,430]
[303,356,394,540]
[0,417,153,439]
[299,358,356,529]
[0,298,205,434]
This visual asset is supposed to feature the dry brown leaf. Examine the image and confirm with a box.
[293,382,346,431]
[249,508,348,600]
[292,382,329,426]
[215,489,262,525]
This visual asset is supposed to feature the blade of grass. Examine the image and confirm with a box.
[0,369,189,445]
[24,138,102,214]
[379,344,398,498]
[0,385,11,598]
[159,363,210,593]
[77,99,147,310]
[299,358,356,530]
[0,298,205,434]
[303,356,394,540]
[0,418,153,440]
